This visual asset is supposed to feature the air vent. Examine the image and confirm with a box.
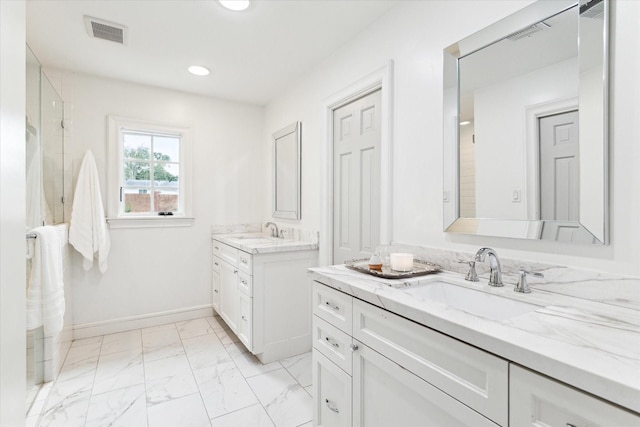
[84,16,128,45]
[580,0,605,19]
[505,22,551,42]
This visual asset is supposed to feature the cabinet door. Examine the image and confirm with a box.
[238,292,252,349]
[212,267,221,314]
[313,351,352,427]
[510,364,640,427]
[352,342,499,427]
[219,260,239,333]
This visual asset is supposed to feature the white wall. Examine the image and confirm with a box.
[0,1,27,425]
[52,72,266,326]
[264,0,640,277]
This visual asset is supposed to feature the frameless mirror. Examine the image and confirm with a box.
[272,122,301,219]
[443,0,609,244]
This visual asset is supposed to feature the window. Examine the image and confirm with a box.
[107,117,192,227]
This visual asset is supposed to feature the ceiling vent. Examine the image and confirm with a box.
[84,16,127,45]
[505,21,551,42]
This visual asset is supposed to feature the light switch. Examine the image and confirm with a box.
[512,189,521,203]
[443,191,450,202]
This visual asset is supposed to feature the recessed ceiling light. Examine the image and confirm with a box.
[188,65,210,76]
[219,0,250,11]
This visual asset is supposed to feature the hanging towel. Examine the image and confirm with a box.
[69,150,111,273]
[26,226,65,336]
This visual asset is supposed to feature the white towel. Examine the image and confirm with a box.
[26,226,65,336]
[69,150,111,273]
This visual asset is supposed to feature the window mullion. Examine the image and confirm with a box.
[150,135,155,213]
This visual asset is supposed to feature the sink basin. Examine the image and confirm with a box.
[402,280,541,321]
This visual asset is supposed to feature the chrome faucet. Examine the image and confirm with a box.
[474,247,503,287]
[264,222,279,238]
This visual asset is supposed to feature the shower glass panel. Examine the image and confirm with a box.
[25,45,65,413]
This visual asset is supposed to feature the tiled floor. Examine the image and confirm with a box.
[27,316,313,427]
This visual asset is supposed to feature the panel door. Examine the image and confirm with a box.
[237,292,251,349]
[539,110,579,222]
[333,89,382,264]
[510,364,640,427]
[219,260,239,333]
[313,351,352,427]
[212,266,221,314]
[352,342,499,427]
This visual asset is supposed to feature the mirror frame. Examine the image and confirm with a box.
[272,121,301,220]
[443,0,609,245]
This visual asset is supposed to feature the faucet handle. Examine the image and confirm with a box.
[514,269,544,293]
[457,259,479,282]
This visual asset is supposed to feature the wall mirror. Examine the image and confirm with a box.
[273,122,301,220]
[443,0,609,244]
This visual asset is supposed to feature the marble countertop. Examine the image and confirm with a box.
[309,265,640,414]
[213,233,319,254]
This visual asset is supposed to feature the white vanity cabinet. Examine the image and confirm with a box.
[510,364,640,427]
[312,281,505,427]
[212,239,317,363]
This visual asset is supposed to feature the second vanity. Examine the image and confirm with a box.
[309,265,640,427]
[212,232,318,363]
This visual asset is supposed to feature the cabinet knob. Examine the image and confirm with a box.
[325,399,339,414]
[214,289,219,293]
[214,262,219,266]
[241,280,247,285]
[349,344,359,352]
[241,315,247,321]
[234,270,238,274]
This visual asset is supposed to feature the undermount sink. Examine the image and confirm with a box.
[402,279,542,321]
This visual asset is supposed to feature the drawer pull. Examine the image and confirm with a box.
[566,424,577,427]
[240,258,248,264]
[241,280,247,285]
[325,399,339,414]
[214,246,219,250]
[214,289,219,293]
[324,301,340,311]
[350,344,359,352]
[214,262,219,266]
[234,270,238,274]
[325,336,340,348]
[242,315,248,321]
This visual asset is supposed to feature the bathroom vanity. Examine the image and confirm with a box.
[309,266,640,427]
[212,233,318,363]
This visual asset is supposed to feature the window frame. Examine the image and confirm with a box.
[107,116,193,228]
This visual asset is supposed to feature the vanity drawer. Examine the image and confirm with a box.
[212,256,221,273]
[313,315,353,375]
[237,251,252,274]
[313,281,352,334]
[237,270,252,296]
[213,241,237,266]
[353,298,508,426]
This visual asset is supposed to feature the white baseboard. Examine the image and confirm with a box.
[73,305,214,340]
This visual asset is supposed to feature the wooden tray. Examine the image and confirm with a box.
[344,259,441,280]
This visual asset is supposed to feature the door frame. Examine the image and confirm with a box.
[320,61,394,265]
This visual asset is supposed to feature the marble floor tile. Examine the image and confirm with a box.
[39,388,91,427]
[145,353,199,406]
[100,329,142,355]
[177,318,215,340]
[182,333,231,371]
[142,323,185,363]
[247,368,313,427]
[93,348,144,395]
[193,360,258,419]
[30,317,315,427]
[231,350,282,379]
[211,404,275,427]
[147,393,211,427]
[281,353,312,388]
[85,383,147,427]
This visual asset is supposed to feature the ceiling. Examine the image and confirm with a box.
[26,0,399,106]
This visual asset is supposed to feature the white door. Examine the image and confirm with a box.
[333,89,381,264]
[352,342,499,427]
[539,110,579,221]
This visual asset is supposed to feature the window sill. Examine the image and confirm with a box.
[107,217,195,229]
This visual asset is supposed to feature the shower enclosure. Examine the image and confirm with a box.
[25,45,66,412]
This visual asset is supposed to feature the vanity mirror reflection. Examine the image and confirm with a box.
[272,122,301,220]
[443,0,609,244]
